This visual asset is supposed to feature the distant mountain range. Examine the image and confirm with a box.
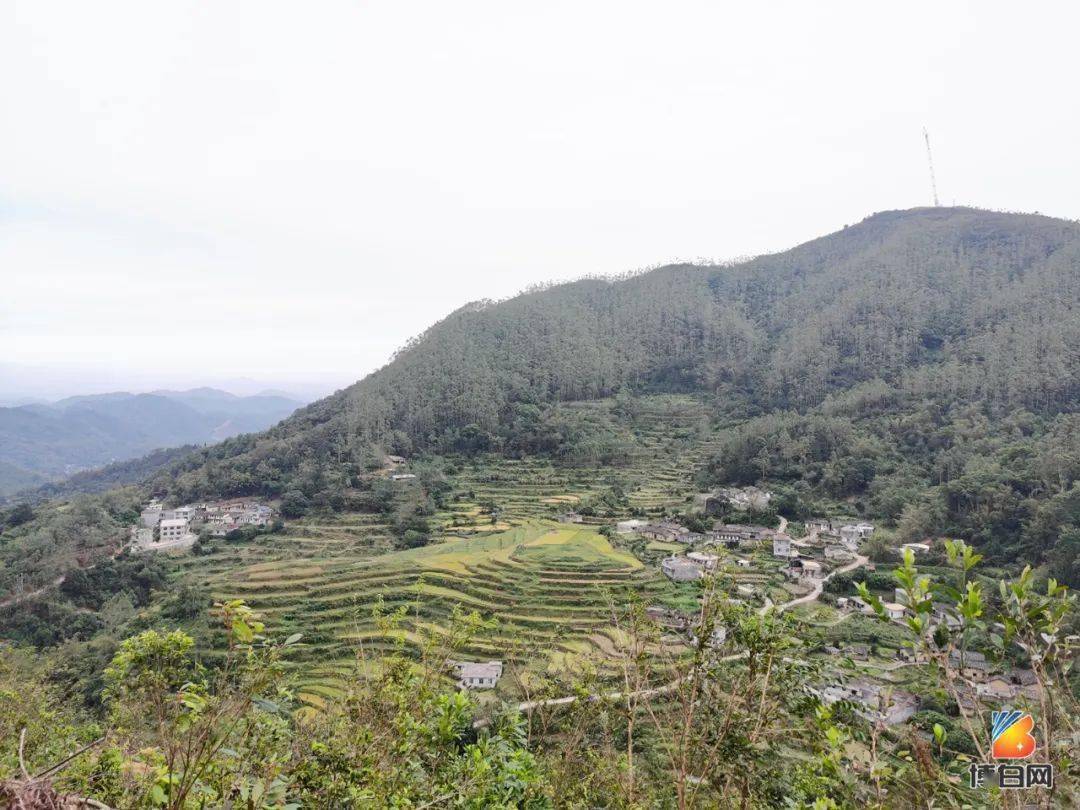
[0,388,303,496]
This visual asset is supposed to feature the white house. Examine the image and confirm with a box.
[772,535,792,558]
[800,560,824,580]
[901,542,931,555]
[453,660,503,690]
[735,558,751,568]
[615,519,648,534]
[883,602,907,621]
[159,518,190,541]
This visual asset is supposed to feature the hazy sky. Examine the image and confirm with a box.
[3,1,1078,399]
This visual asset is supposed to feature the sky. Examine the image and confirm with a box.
[2,1,1078,402]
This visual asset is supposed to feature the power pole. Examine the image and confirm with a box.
[923,128,940,207]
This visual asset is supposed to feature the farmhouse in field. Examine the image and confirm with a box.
[661,556,703,582]
[616,518,649,534]
[901,542,931,555]
[452,660,503,690]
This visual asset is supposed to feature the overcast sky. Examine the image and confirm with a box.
[2,1,1078,401]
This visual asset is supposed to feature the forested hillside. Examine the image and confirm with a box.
[171,207,1079,473]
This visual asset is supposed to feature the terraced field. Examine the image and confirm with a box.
[175,396,722,706]
[197,521,694,706]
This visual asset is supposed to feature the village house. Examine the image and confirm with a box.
[977,674,1018,700]
[391,473,417,481]
[159,517,190,541]
[882,602,907,621]
[849,596,875,615]
[772,534,792,558]
[556,512,583,524]
[452,660,503,690]
[901,542,931,556]
[661,556,703,582]
[686,551,720,571]
[799,560,824,581]
[641,522,690,542]
[805,518,834,533]
[615,518,648,534]
[950,650,991,683]
[735,558,751,568]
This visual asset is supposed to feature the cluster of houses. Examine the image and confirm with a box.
[132,497,275,551]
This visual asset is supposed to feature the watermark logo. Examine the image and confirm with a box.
[969,710,1052,790]
[991,710,1036,759]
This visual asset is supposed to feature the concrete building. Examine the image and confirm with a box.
[686,551,720,571]
[453,660,503,690]
[615,519,649,534]
[772,534,792,558]
[882,602,907,621]
[661,556,703,582]
[159,518,190,541]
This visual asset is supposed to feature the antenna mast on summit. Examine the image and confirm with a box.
[923,128,940,206]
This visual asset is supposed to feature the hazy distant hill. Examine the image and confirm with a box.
[0,388,302,496]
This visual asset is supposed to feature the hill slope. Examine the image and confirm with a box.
[161,207,1080,499]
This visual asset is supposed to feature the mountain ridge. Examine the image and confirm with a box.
[0,388,304,496]
[157,206,1079,503]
